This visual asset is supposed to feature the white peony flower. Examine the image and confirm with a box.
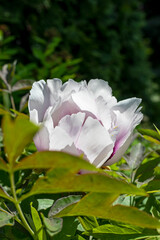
[28,78,143,167]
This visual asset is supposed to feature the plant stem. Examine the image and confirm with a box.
[10,170,35,239]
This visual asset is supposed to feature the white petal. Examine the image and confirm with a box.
[77,117,114,165]
[28,80,50,122]
[105,135,133,165]
[88,79,113,102]
[46,78,62,103]
[33,107,54,151]
[51,99,80,127]
[72,88,98,117]
[49,126,73,151]
[33,126,50,151]
[58,112,86,143]
[61,79,86,100]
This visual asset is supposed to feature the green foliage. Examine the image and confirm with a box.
[0,113,160,239]
[0,0,158,123]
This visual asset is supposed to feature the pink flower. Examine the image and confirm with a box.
[28,79,143,167]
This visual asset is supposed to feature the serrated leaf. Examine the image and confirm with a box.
[2,114,39,165]
[54,192,160,229]
[14,151,97,172]
[30,203,43,240]
[0,208,14,227]
[19,168,146,201]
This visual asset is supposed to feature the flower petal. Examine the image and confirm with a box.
[77,117,114,165]
[29,80,51,122]
[58,112,86,143]
[105,135,133,165]
[88,79,113,102]
[72,88,98,117]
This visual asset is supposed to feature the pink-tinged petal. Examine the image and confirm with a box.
[112,98,143,150]
[76,117,114,164]
[58,112,86,143]
[72,88,98,117]
[88,79,113,102]
[51,99,80,127]
[28,80,51,122]
[105,135,133,165]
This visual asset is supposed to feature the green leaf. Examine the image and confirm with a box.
[143,136,160,145]
[78,216,99,231]
[41,214,63,237]
[14,151,96,172]
[0,186,13,202]
[30,203,43,240]
[83,224,142,235]
[49,195,82,217]
[0,157,8,172]
[135,158,160,182]
[84,227,159,240]
[54,192,160,229]
[0,208,14,227]
[145,179,160,192]
[19,168,146,201]
[53,217,79,240]
[2,114,39,165]
[138,129,160,144]
[37,199,54,211]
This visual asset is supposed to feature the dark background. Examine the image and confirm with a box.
[0,0,159,126]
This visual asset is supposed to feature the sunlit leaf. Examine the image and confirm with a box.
[2,114,39,165]
[30,203,43,240]
[14,151,97,172]
[54,192,160,229]
[78,216,99,231]
[0,157,8,172]
[83,224,142,235]
[84,226,159,240]
[138,129,160,144]
[0,186,13,202]
[19,168,146,201]
[0,208,14,227]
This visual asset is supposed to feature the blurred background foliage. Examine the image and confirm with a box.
[0,0,159,126]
